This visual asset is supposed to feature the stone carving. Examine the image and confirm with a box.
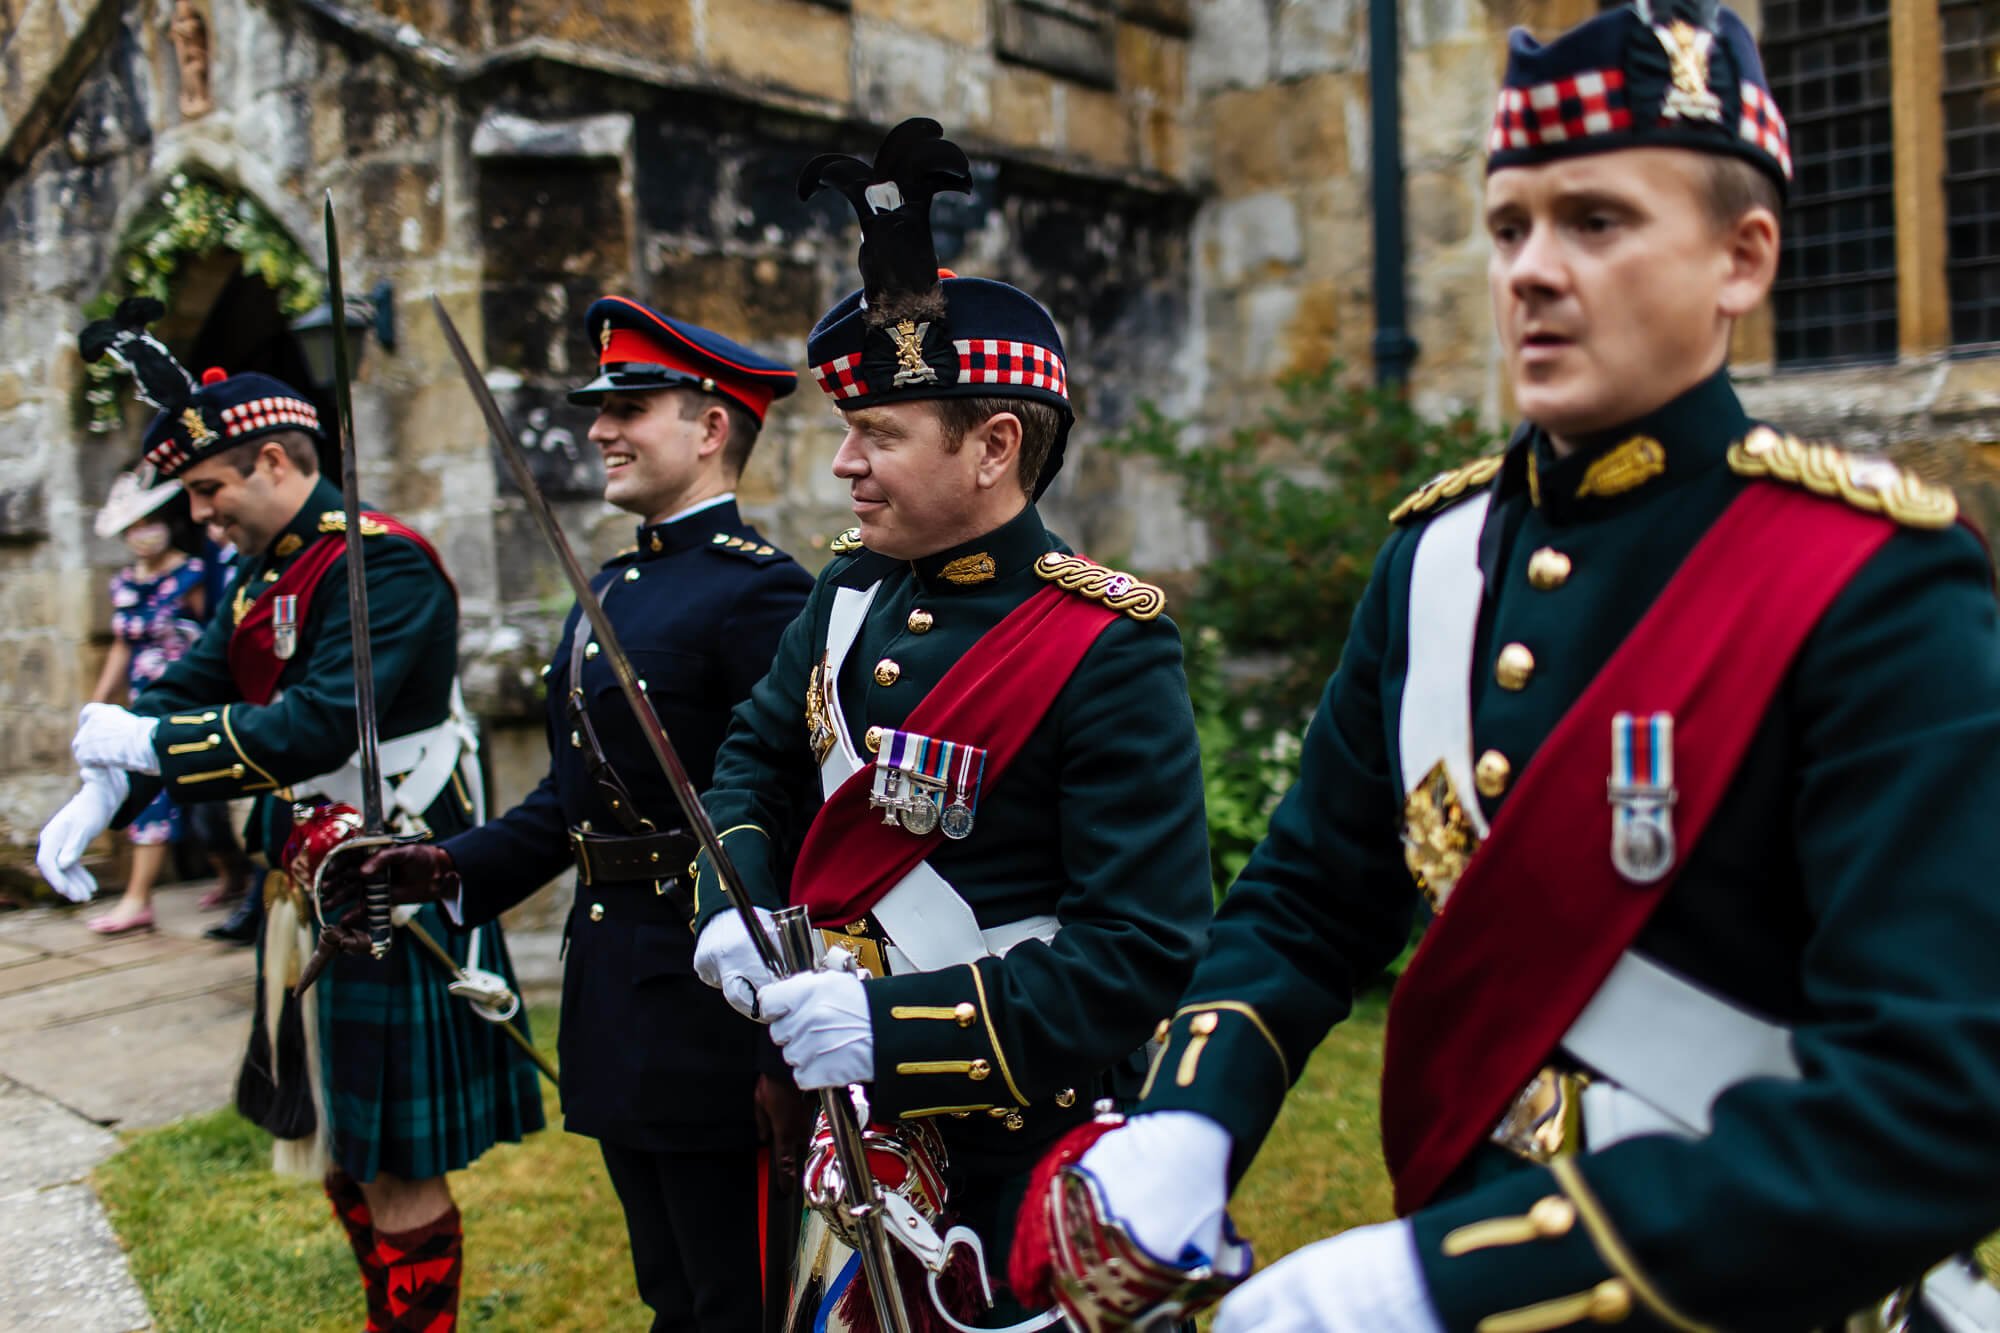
[171,0,213,118]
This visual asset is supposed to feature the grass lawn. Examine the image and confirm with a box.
[98,998,1395,1330]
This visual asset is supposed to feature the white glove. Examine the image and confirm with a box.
[758,961,874,1089]
[1076,1111,1238,1266]
[35,768,130,903]
[71,703,161,775]
[1213,1219,1444,1333]
[693,907,780,1019]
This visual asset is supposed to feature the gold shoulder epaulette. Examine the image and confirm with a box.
[830,527,864,555]
[1389,456,1506,524]
[1033,553,1166,622]
[1727,426,1957,530]
[318,511,389,536]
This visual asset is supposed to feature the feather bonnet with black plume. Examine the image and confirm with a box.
[79,297,195,414]
[798,117,972,329]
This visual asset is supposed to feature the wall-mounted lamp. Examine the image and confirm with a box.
[289,279,396,389]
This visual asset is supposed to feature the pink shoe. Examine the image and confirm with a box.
[87,909,154,935]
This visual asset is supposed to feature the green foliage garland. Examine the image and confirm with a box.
[1100,364,1500,900]
[82,175,322,433]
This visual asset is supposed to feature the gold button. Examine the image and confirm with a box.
[1055,1088,1077,1108]
[865,725,884,753]
[570,730,581,747]
[580,820,592,832]
[588,902,605,922]
[908,608,934,634]
[585,642,600,659]
[651,533,664,552]
[1004,1111,1024,1131]
[1588,1279,1632,1323]
[968,1059,991,1082]
[1475,750,1512,798]
[1190,1011,1219,1036]
[1527,547,1573,590]
[1528,1196,1576,1237]
[954,1001,977,1028]
[648,851,660,863]
[874,659,901,687]
[1495,643,1535,691]
[624,567,641,582]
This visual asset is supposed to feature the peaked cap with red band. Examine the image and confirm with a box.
[78,297,324,481]
[1488,0,1791,195]
[571,296,798,423]
[799,118,1075,500]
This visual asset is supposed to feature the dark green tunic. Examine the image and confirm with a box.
[116,477,545,1182]
[693,503,1214,1174]
[1140,372,2000,1331]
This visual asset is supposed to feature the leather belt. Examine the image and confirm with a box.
[569,827,695,886]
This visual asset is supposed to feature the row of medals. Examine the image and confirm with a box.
[873,766,976,840]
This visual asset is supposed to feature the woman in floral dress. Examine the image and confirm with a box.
[86,472,206,934]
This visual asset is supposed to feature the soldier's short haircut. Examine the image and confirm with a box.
[1702,155,1781,233]
[675,390,762,477]
[932,397,1064,496]
[210,429,321,478]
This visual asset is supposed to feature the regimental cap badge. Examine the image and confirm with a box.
[182,405,216,447]
[1656,18,1723,122]
[889,319,939,387]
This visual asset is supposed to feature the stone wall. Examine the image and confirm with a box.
[0,0,1200,895]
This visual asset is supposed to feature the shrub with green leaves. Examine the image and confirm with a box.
[1101,364,1499,897]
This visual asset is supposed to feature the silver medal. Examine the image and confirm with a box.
[899,793,940,836]
[940,800,975,840]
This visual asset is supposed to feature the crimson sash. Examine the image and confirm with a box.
[227,513,450,706]
[792,582,1121,924]
[1381,483,1894,1214]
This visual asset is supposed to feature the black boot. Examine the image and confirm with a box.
[206,882,263,944]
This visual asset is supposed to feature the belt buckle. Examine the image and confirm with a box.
[1491,1065,1587,1163]
[818,925,887,979]
[568,828,592,886]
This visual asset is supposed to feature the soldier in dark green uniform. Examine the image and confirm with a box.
[1029,4,2000,1331]
[40,308,542,1331]
[687,119,1213,1326]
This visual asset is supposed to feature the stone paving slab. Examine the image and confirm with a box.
[0,952,102,995]
[0,937,44,965]
[0,1076,150,1332]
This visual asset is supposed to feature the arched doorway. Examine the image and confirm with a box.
[82,173,327,471]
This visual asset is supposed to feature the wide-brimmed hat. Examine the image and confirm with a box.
[95,470,182,538]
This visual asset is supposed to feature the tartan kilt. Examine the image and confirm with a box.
[313,901,546,1182]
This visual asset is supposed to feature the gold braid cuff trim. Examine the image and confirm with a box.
[689,824,768,926]
[1032,553,1166,621]
[1550,1158,1714,1333]
[1390,456,1505,524]
[1170,1000,1291,1086]
[1727,427,1957,529]
[1474,1280,1634,1333]
[967,961,1029,1105]
[830,527,864,554]
[219,706,278,792]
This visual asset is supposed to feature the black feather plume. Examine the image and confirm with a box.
[798,118,972,324]
[78,296,195,413]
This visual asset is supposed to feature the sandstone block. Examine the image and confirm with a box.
[707,0,853,106]
[490,0,694,61]
[1407,167,1474,251]
[1117,21,1188,106]
[1203,190,1303,284]
[984,63,1059,153]
[854,0,988,47]
[1274,0,1364,78]
[358,160,443,260]
[1207,73,1351,195]
[1402,38,1501,167]
[1189,0,1272,93]
[854,21,992,128]
[646,253,823,345]
[1064,85,1133,170]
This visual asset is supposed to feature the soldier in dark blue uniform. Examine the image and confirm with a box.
[41,304,543,1330]
[1033,5,2000,1332]
[328,298,813,1332]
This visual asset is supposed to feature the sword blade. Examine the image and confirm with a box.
[428,296,786,975]
[325,193,392,961]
